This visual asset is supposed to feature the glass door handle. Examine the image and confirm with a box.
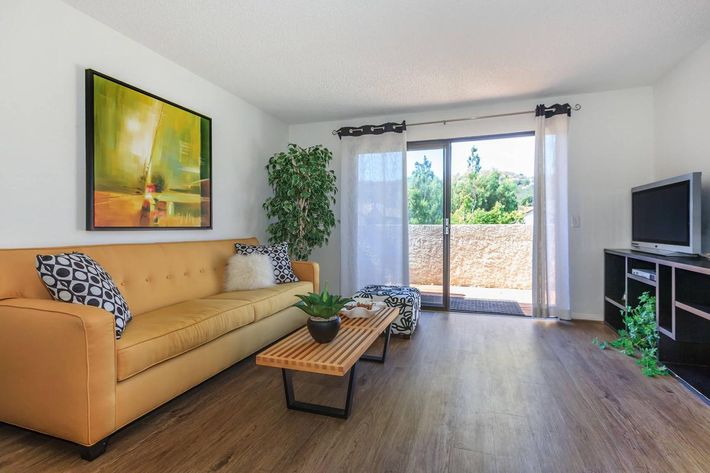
[444,218,450,235]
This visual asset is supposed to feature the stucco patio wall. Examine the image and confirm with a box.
[408,224,532,290]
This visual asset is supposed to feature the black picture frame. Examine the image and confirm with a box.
[85,69,213,230]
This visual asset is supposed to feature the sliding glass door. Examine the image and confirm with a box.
[407,133,535,314]
[406,141,448,309]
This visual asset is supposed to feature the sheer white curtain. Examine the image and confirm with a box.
[340,132,408,296]
[533,110,571,319]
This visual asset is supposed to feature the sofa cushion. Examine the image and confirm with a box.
[224,253,275,291]
[207,281,313,321]
[116,299,254,381]
[35,252,133,339]
[234,242,299,284]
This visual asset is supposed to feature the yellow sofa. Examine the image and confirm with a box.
[0,238,318,459]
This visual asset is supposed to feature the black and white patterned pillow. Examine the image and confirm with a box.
[35,252,132,339]
[234,242,299,284]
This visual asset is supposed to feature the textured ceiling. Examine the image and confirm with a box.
[63,0,710,124]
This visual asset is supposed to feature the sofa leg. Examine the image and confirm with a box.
[78,438,108,461]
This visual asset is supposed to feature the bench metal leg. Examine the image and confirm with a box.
[282,363,357,419]
[360,323,392,363]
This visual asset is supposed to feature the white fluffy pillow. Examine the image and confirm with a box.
[224,253,275,291]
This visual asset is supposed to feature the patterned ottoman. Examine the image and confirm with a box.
[352,285,421,337]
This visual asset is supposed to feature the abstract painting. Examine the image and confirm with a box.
[86,70,212,230]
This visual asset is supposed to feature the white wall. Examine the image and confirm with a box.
[0,0,288,248]
[289,87,655,320]
[654,38,710,253]
[0,0,674,320]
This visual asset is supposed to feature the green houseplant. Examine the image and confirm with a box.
[294,289,353,343]
[263,144,337,261]
[593,291,669,377]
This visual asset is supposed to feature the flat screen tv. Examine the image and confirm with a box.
[631,172,701,256]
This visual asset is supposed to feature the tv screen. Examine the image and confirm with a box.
[632,181,690,246]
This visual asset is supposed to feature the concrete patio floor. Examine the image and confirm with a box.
[412,284,532,316]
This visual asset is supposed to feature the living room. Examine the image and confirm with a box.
[1,1,709,471]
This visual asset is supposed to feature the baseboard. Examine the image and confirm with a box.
[571,312,603,321]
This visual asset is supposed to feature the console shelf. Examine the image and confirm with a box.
[604,249,710,402]
[604,296,625,311]
[627,272,656,287]
[675,301,710,322]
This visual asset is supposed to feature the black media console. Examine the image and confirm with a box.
[604,249,710,401]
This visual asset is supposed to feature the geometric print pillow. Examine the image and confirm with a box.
[234,242,299,284]
[35,252,133,339]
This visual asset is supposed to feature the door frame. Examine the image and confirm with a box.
[407,131,535,312]
[407,139,451,310]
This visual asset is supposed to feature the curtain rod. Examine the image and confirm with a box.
[331,104,581,136]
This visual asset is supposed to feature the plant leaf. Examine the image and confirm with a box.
[592,291,668,377]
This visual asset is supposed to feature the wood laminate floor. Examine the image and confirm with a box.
[1,312,709,472]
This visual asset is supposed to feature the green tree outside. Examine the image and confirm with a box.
[407,156,443,224]
[408,145,529,225]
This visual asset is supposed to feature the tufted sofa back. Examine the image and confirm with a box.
[0,238,258,315]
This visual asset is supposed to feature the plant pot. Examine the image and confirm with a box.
[307,315,341,343]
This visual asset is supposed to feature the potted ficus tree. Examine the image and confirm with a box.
[294,289,353,343]
[263,143,337,260]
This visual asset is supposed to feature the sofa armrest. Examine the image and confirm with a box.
[292,261,320,293]
[0,298,117,446]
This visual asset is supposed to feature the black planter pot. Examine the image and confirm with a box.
[307,316,341,343]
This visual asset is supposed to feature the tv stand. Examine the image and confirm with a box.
[604,249,710,402]
[630,247,701,258]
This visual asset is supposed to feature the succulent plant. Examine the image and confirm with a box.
[294,288,353,320]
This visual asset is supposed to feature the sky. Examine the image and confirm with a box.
[406,135,535,178]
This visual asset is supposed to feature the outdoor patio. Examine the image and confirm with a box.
[413,284,532,316]
[409,224,533,316]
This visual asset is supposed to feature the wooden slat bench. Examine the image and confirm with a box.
[256,307,398,418]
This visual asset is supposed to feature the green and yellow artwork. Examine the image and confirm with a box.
[87,70,211,229]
